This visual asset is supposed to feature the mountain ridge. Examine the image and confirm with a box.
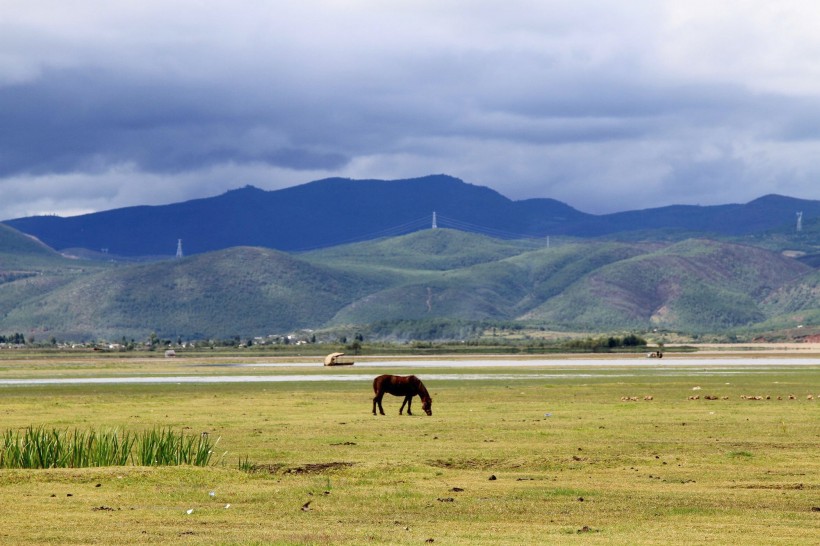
[6,175,818,257]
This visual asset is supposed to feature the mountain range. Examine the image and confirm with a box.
[5,175,820,257]
[1,175,819,342]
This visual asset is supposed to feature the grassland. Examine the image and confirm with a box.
[0,353,817,544]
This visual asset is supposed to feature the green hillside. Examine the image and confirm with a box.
[523,239,811,332]
[326,241,650,325]
[1,224,112,324]
[2,224,820,341]
[0,223,66,266]
[303,228,545,271]
[2,247,379,340]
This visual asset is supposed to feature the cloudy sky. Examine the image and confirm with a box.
[3,1,820,220]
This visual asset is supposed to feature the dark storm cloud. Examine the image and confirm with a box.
[2,1,820,221]
[0,68,351,177]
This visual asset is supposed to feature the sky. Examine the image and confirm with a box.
[3,0,820,221]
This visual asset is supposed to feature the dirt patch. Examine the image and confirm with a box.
[248,461,354,475]
[283,462,354,474]
[733,483,815,490]
[428,458,505,470]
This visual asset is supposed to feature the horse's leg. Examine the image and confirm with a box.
[405,395,413,415]
[373,393,385,415]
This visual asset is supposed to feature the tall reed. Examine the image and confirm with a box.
[134,428,218,466]
[0,427,217,469]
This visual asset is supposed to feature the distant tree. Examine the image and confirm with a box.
[622,334,645,347]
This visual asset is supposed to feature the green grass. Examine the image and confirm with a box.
[0,427,219,469]
[0,355,817,544]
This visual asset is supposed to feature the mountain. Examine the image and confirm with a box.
[2,175,586,257]
[1,246,378,341]
[0,222,63,263]
[521,239,810,332]
[5,175,818,258]
[4,223,819,341]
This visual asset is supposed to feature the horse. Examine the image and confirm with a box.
[372,374,432,416]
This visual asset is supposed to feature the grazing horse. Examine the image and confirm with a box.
[372,374,432,416]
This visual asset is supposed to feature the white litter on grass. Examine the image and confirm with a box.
[225,504,231,509]
[186,509,194,515]
[692,386,702,390]
[209,491,215,497]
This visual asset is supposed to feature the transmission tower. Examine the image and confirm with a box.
[796,212,803,232]
[176,239,183,258]
[432,211,438,229]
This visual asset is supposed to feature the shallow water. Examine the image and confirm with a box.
[0,357,816,386]
[242,357,820,368]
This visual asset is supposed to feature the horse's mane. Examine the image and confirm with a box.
[414,376,431,400]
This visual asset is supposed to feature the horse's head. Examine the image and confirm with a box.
[422,397,432,416]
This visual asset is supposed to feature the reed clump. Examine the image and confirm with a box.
[0,426,218,469]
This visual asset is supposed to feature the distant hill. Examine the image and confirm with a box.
[3,225,819,341]
[0,222,61,261]
[1,246,378,340]
[5,175,819,257]
[521,239,810,332]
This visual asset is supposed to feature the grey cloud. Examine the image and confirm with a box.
[0,67,351,177]
[2,1,820,221]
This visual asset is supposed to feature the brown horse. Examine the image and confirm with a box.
[372,374,432,416]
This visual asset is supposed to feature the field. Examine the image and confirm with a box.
[0,352,818,544]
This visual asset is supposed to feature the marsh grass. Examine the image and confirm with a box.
[0,426,217,469]
[0,357,817,544]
